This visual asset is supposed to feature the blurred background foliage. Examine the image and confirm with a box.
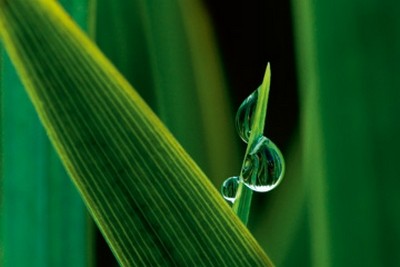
[1,0,399,266]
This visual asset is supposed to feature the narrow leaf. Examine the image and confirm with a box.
[0,0,272,266]
[291,1,331,265]
[232,64,272,224]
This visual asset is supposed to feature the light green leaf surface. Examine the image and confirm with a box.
[292,1,330,266]
[0,0,272,266]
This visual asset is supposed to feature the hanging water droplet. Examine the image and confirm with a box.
[235,88,259,143]
[221,176,240,203]
[241,136,285,192]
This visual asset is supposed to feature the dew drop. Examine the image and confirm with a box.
[235,89,259,143]
[221,176,240,203]
[241,136,285,192]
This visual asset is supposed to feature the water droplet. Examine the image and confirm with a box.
[241,136,284,192]
[235,89,259,143]
[221,176,240,203]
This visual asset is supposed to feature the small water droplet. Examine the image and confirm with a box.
[241,136,285,192]
[235,89,259,143]
[221,176,240,203]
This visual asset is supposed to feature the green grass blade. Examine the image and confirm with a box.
[291,1,331,266]
[232,64,271,225]
[0,0,272,265]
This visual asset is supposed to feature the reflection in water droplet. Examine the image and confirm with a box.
[221,176,240,203]
[242,136,285,192]
[235,89,259,143]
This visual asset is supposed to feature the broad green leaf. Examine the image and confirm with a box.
[0,0,272,266]
[1,1,92,266]
[291,1,330,266]
[94,0,241,263]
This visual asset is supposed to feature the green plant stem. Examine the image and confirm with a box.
[232,183,253,225]
[232,64,271,226]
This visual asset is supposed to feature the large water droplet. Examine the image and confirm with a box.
[235,89,259,143]
[241,136,284,192]
[221,176,240,203]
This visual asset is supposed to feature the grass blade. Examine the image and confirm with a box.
[0,0,272,265]
[232,64,272,225]
[291,1,331,266]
